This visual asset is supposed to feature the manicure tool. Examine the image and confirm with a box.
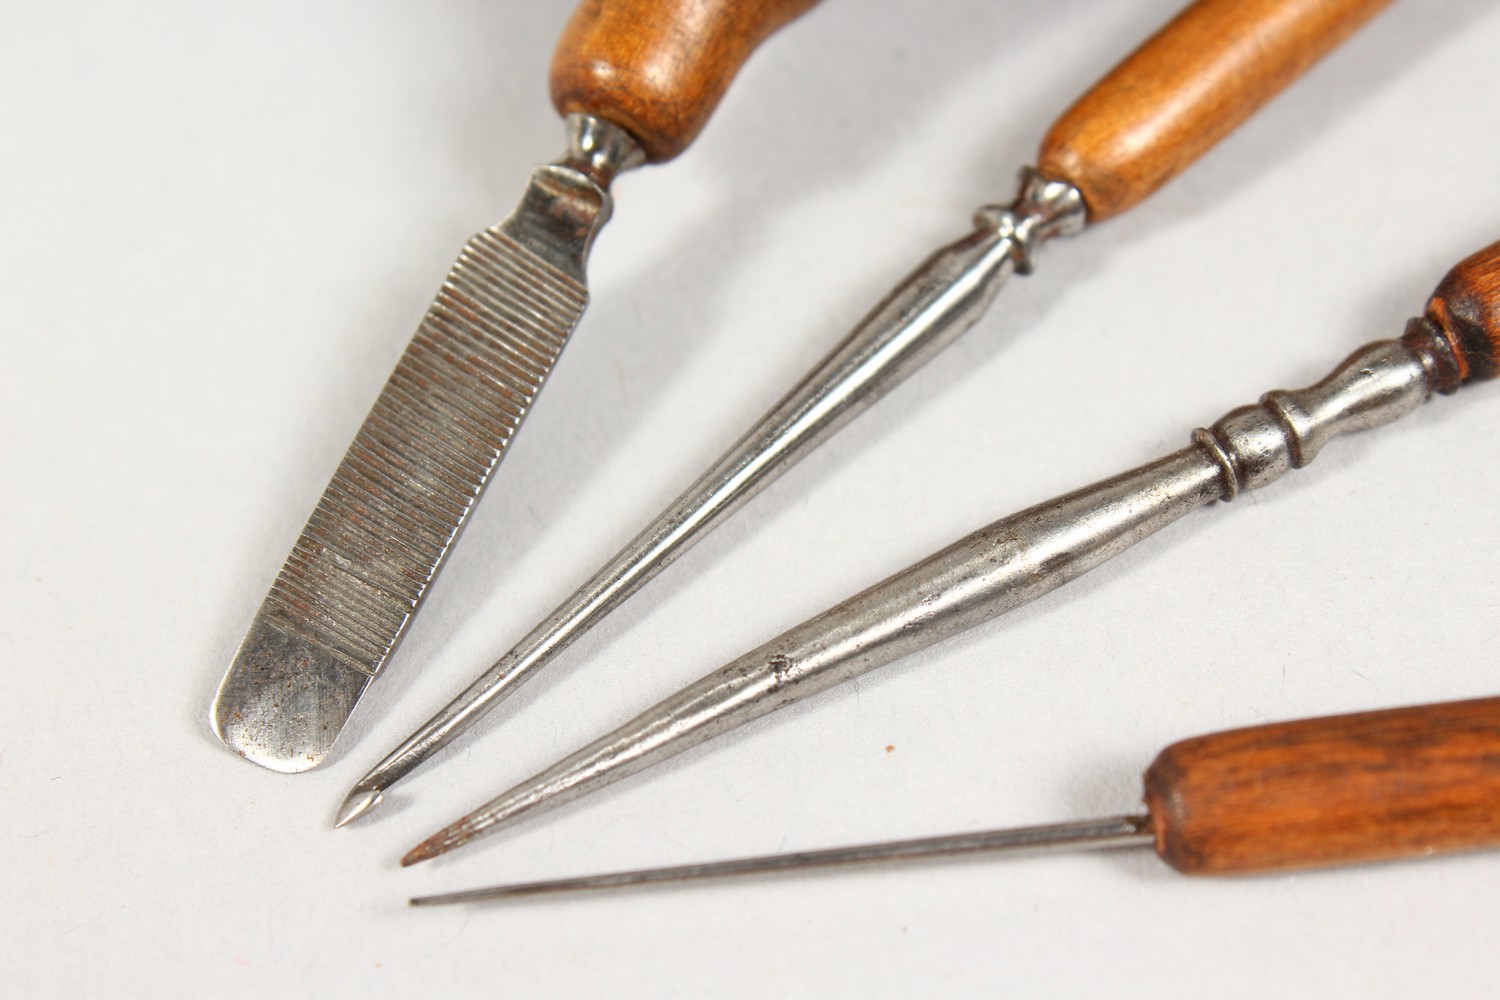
[410,695,1500,904]
[340,0,1393,825]
[402,239,1500,864]
[211,0,821,771]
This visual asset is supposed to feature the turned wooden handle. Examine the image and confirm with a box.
[1425,240,1500,383]
[1143,697,1500,875]
[549,0,820,163]
[1037,0,1392,223]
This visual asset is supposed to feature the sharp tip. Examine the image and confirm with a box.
[402,820,474,866]
[333,786,384,828]
[406,893,468,906]
[399,776,562,866]
[402,832,451,866]
[400,845,435,867]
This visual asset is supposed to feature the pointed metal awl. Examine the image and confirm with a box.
[336,166,1084,822]
[400,237,1500,864]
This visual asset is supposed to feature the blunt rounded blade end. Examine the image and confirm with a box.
[211,612,373,773]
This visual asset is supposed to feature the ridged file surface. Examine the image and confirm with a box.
[265,229,586,676]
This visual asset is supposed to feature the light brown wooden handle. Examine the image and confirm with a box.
[1425,240,1500,384]
[1143,697,1500,875]
[1037,0,1393,223]
[549,0,820,163]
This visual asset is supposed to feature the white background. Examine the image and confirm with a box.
[4,1,1499,996]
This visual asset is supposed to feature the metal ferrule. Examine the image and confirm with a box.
[557,112,646,190]
[973,167,1086,274]
[415,320,1459,853]
[1194,322,1456,499]
[506,114,645,275]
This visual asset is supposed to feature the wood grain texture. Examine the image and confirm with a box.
[550,0,819,163]
[1037,0,1393,223]
[1426,240,1500,383]
[1143,697,1500,875]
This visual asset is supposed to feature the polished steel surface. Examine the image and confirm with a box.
[403,322,1461,861]
[338,168,1086,823]
[409,815,1153,905]
[212,115,643,773]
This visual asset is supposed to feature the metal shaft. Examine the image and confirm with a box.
[409,815,1153,905]
[337,169,1086,824]
[403,321,1462,863]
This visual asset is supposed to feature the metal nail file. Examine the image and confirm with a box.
[211,0,822,772]
[409,696,1500,904]
[401,238,1500,864]
[340,0,1392,823]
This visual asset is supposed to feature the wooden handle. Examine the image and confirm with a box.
[1037,0,1392,223]
[549,0,819,163]
[1143,697,1500,875]
[1425,240,1500,384]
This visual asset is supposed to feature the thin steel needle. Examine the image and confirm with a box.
[410,692,1500,903]
[408,816,1154,905]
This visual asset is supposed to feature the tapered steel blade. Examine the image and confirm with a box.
[212,117,640,772]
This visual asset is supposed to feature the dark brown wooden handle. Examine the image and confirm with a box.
[1425,240,1500,384]
[1143,697,1500,875]
[1037,0,1392,223]
[549,0,820,163]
